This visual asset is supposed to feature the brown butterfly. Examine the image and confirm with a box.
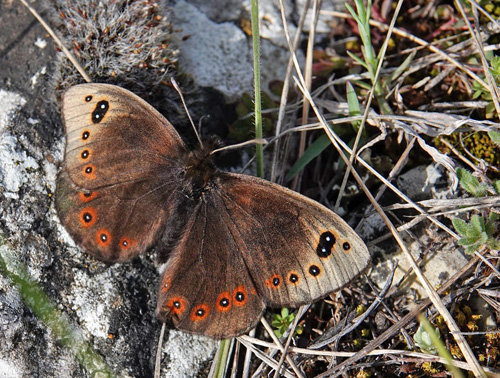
[55,83,370,339]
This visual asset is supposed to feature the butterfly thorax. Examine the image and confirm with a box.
[182,142,220,201]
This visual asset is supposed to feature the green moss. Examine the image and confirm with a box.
[435,131,500,168]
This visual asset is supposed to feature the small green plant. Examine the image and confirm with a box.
[453,167,500,254]
[345,0,392,115]
[415,316,465,378]
[471,55,500,118]
[489,55,500,79]
[488,130,500,147]
[285,82,368,181]
[414,320,441,354]
[456,168,489,197]
[229,92,275,142]
[453,213,500,254]
[271,308,303,338]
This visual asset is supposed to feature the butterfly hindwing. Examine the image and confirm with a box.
[56,170,182,262]
[216,173,370,308]
[156,173,369,338]
[156,200,265,338]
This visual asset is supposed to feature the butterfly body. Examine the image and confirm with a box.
[56,83,370,338]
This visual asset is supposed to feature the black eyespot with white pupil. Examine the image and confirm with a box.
[289,273,299,283]
[81,150,89,159]
[82,131,90,140]
[122,240,128,247]
[273,277,280,286]
[92,100,109,124]
[235,291,245,302]
[100,233,108,242]
[82,212,92,223]
[316,231,336,258]
[85,95,92,102]
[343,242,351,251]
[219,298,229,307]
[173,301,180,308]
[196,308,205,317]
[85,166,93,174]
[309,265,320,277]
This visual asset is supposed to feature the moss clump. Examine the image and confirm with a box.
[435,131,500,168]
[48,0,178,100]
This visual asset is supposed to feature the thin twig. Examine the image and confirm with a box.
[19,0,92,83]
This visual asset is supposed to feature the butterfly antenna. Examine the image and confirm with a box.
[171,78,203,148]
[210,138,268,156]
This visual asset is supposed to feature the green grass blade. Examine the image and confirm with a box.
[418,315,465,378]
[212,339,231,378]
[285,135,332,181]
[250,0,263,178]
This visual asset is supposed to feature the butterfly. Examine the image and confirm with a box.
[55,83,370,338]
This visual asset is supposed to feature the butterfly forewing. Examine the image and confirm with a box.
[56,84,187,262]
[61,84,186,191]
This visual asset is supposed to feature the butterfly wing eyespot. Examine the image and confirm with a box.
[79,149,91,161]
[233,286,248,307]
[167,297,187,316]
[78,191,97,203]
[190,304,210,321]
[287,272,300,285]
[215,292,232,312]
[119,237,137,250]
[95,228,112,247]
[265,274,282,289]
[316,231,337,258]
[161,276,172,293]
[79,207,97,228]
[91,99,110,124]
[82,164,96,179]
[308,264,322,277]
